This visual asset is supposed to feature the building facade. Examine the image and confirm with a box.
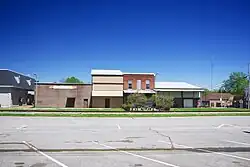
[123,73,156,102]
[30,69,205,109]
[91,70,123,108]
[155,82,204,108]
[0,69,35,107]
[36,83,92,108]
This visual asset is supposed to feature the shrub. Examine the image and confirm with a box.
[121,104,132,111]
[127,93,147,109]
[152,95,174,111]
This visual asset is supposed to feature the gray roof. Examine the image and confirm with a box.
[0,69,35,90]
[155,82,203,89]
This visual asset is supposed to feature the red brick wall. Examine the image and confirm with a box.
[123,74,155,90]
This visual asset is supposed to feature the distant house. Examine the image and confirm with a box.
[0,69,35,107]
[202,93,234,107]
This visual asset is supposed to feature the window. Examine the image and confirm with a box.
[146,80,150,89]
[128,80,132,89]
[137,80,141,90]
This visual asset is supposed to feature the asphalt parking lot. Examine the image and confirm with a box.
[0,116,250,167]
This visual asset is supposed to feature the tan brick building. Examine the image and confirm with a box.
[91,70,123,108]
[36,83,92,108]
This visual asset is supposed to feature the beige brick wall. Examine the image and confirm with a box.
[92,76,123,84]
[93,84,123,91]
[92,97,123,108]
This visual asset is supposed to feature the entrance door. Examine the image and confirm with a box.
[184,99,193,108]
[83,99,88,108]
[65,98,75,107]
[105,98,110,108]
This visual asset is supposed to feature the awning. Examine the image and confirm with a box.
[154,89,204,92]
[124,89,156,94]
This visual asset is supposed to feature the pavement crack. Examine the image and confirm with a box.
[149,128,174,149]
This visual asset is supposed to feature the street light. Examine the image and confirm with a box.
[33,73,38,107]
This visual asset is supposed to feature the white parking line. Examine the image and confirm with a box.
[116,124,121,130]
[22,141,69,167]
[223,140,250,146]
[92,141,180,167]
[158,140,250,162]
[216,124,225,129]
[216,124,250,129]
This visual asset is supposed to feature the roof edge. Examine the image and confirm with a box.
[0,69,35,79]
[37,82,92,85]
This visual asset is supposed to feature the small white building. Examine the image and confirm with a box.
[154,82,204,108]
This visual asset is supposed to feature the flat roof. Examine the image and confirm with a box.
[91,69,123,76]
[155,82,203,89]
[123,72,155,76]
[37,82,91,85]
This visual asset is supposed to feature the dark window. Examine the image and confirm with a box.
[128,80,132,89]
[105,98,110,108]
[146,80,150,89]
[65,98,75,107]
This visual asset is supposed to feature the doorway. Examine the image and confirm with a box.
[65,98,75,107]
[105,98,110,108]
[83,99,88,108]
[183,99,193,108]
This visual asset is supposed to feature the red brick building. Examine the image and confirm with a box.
[123,73,156,102]
[123,73,155,90]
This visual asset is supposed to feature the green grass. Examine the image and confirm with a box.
[0,107,249,112]
[170,108,250,112]
[0,107,125,112]
[0,112,250,117]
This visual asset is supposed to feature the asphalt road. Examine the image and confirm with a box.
[0,116,250,167]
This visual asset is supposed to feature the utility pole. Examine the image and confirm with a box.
[248,63,250,109]
[33,73,38,107]
[210,60,214,90]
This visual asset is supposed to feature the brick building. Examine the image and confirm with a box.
[123,73,156,102]
[36,83,92,108]
[91,70,123,108]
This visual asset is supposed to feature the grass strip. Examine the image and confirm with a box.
[1,107,249,112]
[0,112,250,117]
[171,108,250,112]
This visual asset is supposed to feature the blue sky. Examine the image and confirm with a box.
[1,0,249,88]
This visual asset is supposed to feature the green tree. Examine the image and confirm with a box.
[152,94,174,111]
[64,76,83,83]
[221,72,248,95]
